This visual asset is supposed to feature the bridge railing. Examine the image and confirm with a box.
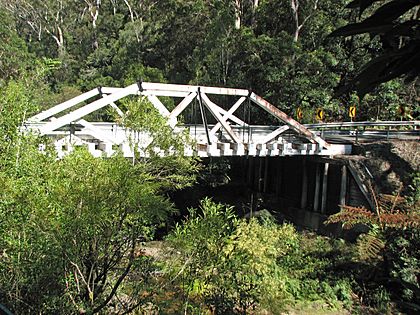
[304,121,419,142]
[305,121,419,130]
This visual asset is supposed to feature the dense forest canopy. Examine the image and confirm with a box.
[1,0,418,121]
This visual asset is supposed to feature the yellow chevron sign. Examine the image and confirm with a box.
[349,106,356,118]
[297,107,303,120]
[316,108,324,121]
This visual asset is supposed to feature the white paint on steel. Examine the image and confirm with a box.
[22,81,352,158]
[211,100,247,127]
[29,88,100,122]
[146,95,171,117]
[40,83,139,135]
[169,92,197,124]
[260,125,290,144]
[200,93,242,144]
[210,96,247,136]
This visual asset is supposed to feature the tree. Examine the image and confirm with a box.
[0,9,32,80]
[330,0,420,96]
[0,76,199,314]
[290,0,320,42]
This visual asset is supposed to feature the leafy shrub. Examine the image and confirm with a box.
[167,199,298,314]
[167,200,354,314]
[278,232,355,310]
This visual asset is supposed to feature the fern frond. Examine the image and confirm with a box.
[356,231,385,262]
[325,206,378,229]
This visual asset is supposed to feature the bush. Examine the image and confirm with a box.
[167,199,298,314]
[0,146,198,314]
[166,200,354,314]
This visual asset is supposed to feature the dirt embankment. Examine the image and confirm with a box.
[352,140,419,195]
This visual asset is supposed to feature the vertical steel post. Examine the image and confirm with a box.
[197,88,212,144]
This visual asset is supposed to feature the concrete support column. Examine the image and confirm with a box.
[300,158,308,209]
[321,163,329,214]
[313,163,321,212]
[339,165,347,206]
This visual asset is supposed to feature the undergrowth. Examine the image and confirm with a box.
[158,199,356,314]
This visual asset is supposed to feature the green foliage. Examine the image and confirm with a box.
[330,0,420,96]
[167,200,354,314]
[385,228,420,306]
[278,233,355,310]
[356,227,385,262]
[0,10,32,80]
[408,172,420,205]
[168,199,294,313]
[198,158,232,187]
[0,75,198,314]
[120,97,180,153]
[118,96,200,190]
[325,191,420,312]
[1,1,419,313]
[0,143,198,313]
[2,0,416,120]
[0,80,36,157]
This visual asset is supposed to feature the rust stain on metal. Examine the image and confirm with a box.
[250,93,330,148]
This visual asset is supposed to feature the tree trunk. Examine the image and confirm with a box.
[290,0,319,42]
[235,0,241,29]
[251,0,259,26]
[291,0,300,42]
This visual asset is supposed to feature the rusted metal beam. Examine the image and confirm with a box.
[249,93,330,148]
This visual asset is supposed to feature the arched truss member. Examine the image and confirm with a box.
[25,82,350,158]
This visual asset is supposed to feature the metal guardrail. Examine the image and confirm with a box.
[304,121,419,143]
[305,121,419,129]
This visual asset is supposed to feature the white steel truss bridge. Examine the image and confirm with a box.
[24,82,351,158]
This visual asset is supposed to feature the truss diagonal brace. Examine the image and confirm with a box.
[77,119,118,144]
[260,125,290,144]
[29,88,101,122]
[40,83,139,135]
[200,93,242,144]
[249,93,330,148]
[210,97,247,136]
[147,95,171,117]
[168,92,197,127]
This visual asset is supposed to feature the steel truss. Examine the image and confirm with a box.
[25,82,350,158]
